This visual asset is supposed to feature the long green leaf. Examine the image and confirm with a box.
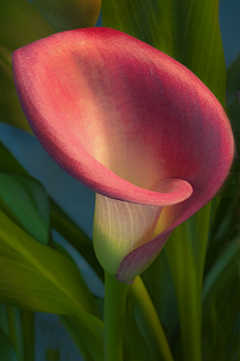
[0,141,103,280]
[141,249,178,343]
[203,241,240,304]
[59,315,94,361]
[205,196,240,274]
[0,208,98,317]
[60,314,104,361]
[0,326,19,361]
[0,172,50,245]
[20,310,35,361]
[28,0,101,31]
[0,303,35,361]
[165,202,212,361]
[202,241,240,360]
[124,297,151,361]
[102,0,226,104]
[0,0,55,131]
[50,199,103,281]
[129,276,174,361]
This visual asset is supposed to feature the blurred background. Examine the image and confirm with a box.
[0,0,239,359]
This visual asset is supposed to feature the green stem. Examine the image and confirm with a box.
[104,271,130,361]
[129,276,174,361]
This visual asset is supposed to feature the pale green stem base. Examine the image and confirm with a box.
[104,271,130,361]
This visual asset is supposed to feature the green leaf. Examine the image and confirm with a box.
[141,249,178,343]
[0,142,103,281]
[0,0,55,131]
[28,0,101,31]
[50,199,104,281]
[60,314,104,361]
[20,310,35,361]
[205,196,240,274]
[0,141,28,176]
[0,326,19,361]
[203,241,240,303]
[0,208,99,317]
[0,172,50,245]
[0,303,35,361]
[129,276,174,361]
[124,297,151,361]
[165,202,212,361]
[202,241,240,360]
[60,315,94,361]
[102,0,226,104]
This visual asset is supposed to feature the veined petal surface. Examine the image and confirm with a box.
[94,178,192,276]
[12,28,234,283]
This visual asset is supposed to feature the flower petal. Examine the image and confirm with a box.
[94,178,193,275]
[12,28,234,283]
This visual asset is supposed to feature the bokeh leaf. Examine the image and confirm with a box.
[203,241,240,307]
[102,0,226,104]
[202,240,240,360]
[0,208,98,317]
[28,0,102,31]
[0,326,19,361]
[0,0,55,131]
[20,310,35,361]
[205,195,240,274]
[60,314,104,361]
[0,303,34,361]
[164,202,212,361]
[0,172,50,245]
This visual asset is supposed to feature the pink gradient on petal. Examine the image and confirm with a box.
[94,178,192,275]
[116,232,171,284]
[12,28,234,283]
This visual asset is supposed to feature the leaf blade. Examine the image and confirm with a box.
[0,208,98,317]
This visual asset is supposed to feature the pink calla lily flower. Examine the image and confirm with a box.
[12,28,234,284]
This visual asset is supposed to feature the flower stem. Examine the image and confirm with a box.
[129,276,174,361]
[104,271,130,361]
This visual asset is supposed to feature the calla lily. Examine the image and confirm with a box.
[12,28,234,284]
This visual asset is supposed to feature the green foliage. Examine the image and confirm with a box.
[0,326,19,361]
[0,0,55,131]
[0,173,50,244]
[203,241,240,360]
[102,0,226,104]
[164,203,212,361]
[50,199,104,281]
[28,0,102,31]
[0,208,98,316]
